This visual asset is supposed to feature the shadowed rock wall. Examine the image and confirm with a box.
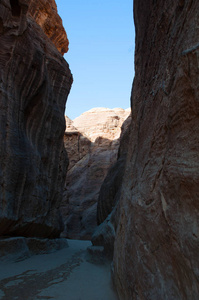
[0,0,72,238]
[61,108,130,240]
[91,115,131,258]
[113,1,199,299]
[97,115,131,226]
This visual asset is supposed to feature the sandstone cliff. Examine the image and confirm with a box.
[113,1,199,299]
[91,115,131,258]
[61,108,130,240]
[0,0,72,238]
[97,115,131,225]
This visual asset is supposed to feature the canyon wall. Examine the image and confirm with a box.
[0,0,72,238]
[91,115,131,257]
[113,0,199,299]
[61,108,130,240]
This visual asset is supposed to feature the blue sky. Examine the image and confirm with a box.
[56,0,135,120]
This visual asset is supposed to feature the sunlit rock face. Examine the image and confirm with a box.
[61,108,130,240]
[0,0,72,238]
[28,0,69,54]
[113,0,199,299]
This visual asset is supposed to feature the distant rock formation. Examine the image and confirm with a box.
[61,108,131,240]
[92,115,131,258]
[113,1,199,299]
[97,115,131,225]
[0,0,72,238]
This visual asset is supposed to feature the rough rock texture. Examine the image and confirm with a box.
[92,211,116,259]
[97,115,131,225]
[72,108,130,143]
[91,115,131,258]
[28,0,69,54]
[0,0,72,238]
[64,116,91,171]
[61,108,130,240]
[113,1,199,299]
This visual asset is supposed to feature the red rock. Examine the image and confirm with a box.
[28,0,69,54]
[0,0,72,238]
[113,1,199,299]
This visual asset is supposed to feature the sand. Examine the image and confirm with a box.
[0,239,119,300]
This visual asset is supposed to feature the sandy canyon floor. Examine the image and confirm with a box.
[0,240,118,300]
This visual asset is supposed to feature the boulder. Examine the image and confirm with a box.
[92,212,116,259]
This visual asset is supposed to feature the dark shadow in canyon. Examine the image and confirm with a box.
[10,0,21,17]
[62,129,122,241]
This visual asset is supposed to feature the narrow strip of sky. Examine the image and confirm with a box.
[56,0,135,120]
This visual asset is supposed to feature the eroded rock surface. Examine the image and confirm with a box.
[97,115,131,225]
[28,0,69,54]
[61,108,130,240]
[113,1,199,299]
[91,115,131,258]
[0,0,72,238]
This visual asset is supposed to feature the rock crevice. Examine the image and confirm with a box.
[61,108,130,240]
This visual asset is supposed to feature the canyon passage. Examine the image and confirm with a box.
[0,0,199,300]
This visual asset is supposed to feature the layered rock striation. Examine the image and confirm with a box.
[0,0,72,238]
[113,1,199,299]
[61,108,130,240]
